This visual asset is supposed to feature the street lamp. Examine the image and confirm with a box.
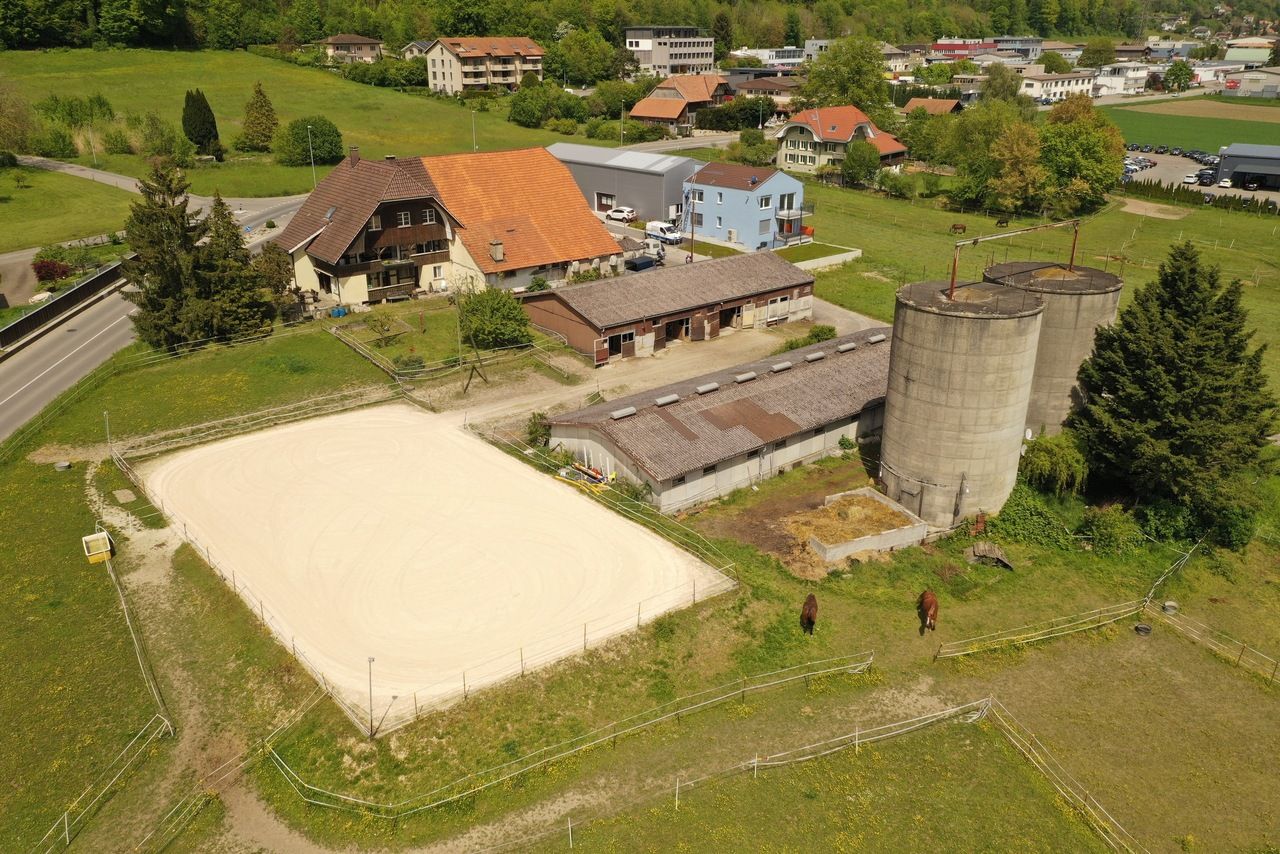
[471,110,478,152]
[758,100,763,131]
[306,124,317,189]
[367,656,375,738]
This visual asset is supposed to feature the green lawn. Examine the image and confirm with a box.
[682,237,741,258]
[0,460,156,849]
[805,183,1280,384]
[541,721,1103,852]
[0,50,614,198]
[0,167,134,253]
[774,241,848,263]
[1100,103,1280,151]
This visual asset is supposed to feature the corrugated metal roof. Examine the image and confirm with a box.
[550,328,892,481]
[1222,142,1280,158]
[547,143,696,176]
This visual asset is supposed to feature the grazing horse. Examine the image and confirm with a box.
[996,218,1010,228]
[917,590,938,636]
[949,223,967,235]
[800,594,818,636]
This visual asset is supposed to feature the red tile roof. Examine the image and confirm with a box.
[435,36,544,58]
[783,106,907,156]
[315,34,383,45]
[655,74,729,102]
[629,96,689,120]
[421,148,620,275]
[274,152,446,266]
[689,161,780,191]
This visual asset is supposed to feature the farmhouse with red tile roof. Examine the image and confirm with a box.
[773,105,907,174]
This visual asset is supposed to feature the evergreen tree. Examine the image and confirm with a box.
[784,9,803,47]
[1071,242,1276,547]
[190,193,273,341]
[235,82,277,152]
[123,162,206,352]
[711,11,732,62]
[96,0,140,45]
[181,89,221,159]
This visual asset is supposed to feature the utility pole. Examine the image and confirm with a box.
[472,110,478,151]
[367,656,375,738]
[306,125,317,189]
[620,109,626,146]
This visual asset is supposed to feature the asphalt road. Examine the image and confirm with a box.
[0,291,136,444]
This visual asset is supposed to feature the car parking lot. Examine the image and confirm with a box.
[1126,151,1280,208]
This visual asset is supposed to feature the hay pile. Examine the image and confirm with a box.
[784,493,911,546]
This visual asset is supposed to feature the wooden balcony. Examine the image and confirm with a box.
[368,282,418,302]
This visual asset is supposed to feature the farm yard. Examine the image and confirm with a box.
[3,69,1280,851]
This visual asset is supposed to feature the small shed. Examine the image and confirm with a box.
[965,540,1013,569]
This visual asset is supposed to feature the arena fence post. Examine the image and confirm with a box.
[463,671,468,700]
[583,623,587,652]
[568,816,574,849]
[1236,642,1246,667]
[520,648,525,676]
[637,601,641,629]
[63,810,70,844]
[413,693,418,718]
[753,756,758,779]
[675,777,680,810]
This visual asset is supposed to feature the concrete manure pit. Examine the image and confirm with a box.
[784,487,927,564]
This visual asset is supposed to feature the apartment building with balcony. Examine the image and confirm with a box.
[1020,69,1097,100]
[773,106,907,174]
[423,36,545,94]
[313,34,384,64]
[624,26,715,76]
[684,162,811,249]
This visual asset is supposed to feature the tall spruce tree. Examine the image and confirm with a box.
[192,193,273,341]
[181,89,221,158]
[235,83,278,152]
[123,162,207,352]
[1071,242,1276,547]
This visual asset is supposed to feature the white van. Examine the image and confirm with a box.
[645,221,683,245]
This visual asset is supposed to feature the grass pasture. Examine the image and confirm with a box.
[0,167,134,253]
[0,50,609,198]
[1101,96,1280,150]
[537,720,1104,852]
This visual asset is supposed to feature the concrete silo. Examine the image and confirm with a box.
[983,261,1123,436]
[879,280,1044,530]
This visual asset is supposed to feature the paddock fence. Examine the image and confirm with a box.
[266,652,876,821]
[474,695,1143,854]
[1143,603,1279,686]
[986,698,1147,853]
[934,599,1148,661]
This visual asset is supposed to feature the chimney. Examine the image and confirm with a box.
[489,239,504,263]
[348,147,360,166]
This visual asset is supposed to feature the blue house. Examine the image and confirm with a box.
[684,162,811,250]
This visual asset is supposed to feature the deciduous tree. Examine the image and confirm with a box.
[1164,60,1193,92]
[274,116,343,166]
[799,37,893,127]
[457,284,532,350]
[1071,242,1276,547]
[1076,37,1115,68]
[1039,50,1072,73]
[840,139,882,187]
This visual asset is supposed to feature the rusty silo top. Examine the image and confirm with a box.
[896,280,1045,319]
[984,261,1122,296]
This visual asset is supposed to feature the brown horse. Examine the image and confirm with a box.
[996,218,1010,228]
[800,594,818,636]
[949,223,967,235]
[917,590,938,636]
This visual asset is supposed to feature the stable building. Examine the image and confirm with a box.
[548,328,891,512]
[548,143,699,223]
[522,252,814,365]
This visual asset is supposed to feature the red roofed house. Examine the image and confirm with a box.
[900,97,963,116]
[274,147,623,304]
[313,34,385,64]
[773,106,907,174]
[629,74,732,134]
[422,36,545,95]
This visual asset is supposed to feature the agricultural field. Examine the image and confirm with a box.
[0,50,606,198]
[0,167,134,253]
[1101,96,1280,151]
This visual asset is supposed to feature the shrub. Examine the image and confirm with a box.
[877,169,916,199]
[1019,431,1088,496]
[544,117,579,135]
[775,324,837,353]
[32,259,72,282]
[526,276,549,292]
[392,353,425,371]
[921,172,943,197]
[987,484,1073,548]
[0,150,17,168]
[264,219,276,229]
[458,287,532,350]
[1135,499,1195,542]
[101,127,134,154]
[526,411,550,446]
[274,116,343,166]
[1078,505,1144,555]
[32,125,77,158]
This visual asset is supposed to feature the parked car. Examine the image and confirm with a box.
[605,207,637,222]
[1155,145,1168,154]
[1244,181,1259,191]
[1141,144,1154,152]
[1170,147,1183,156]
[1198,175,1215,186]
[640,237,666,262]
[1183,174,1198,184]
[1127,143,1140,151]
[624,255,657,272]
[644,221,683,245]
[1218,178,1233,188]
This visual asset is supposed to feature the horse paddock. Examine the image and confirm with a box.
[140,403,730,730]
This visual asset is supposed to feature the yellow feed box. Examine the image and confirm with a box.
[82,531,114,565]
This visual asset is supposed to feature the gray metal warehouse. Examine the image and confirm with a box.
[1218,142,1280,190]
[548,142,699,223]
[549,327,891,512]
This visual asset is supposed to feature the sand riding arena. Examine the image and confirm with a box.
[138,403,733,734]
